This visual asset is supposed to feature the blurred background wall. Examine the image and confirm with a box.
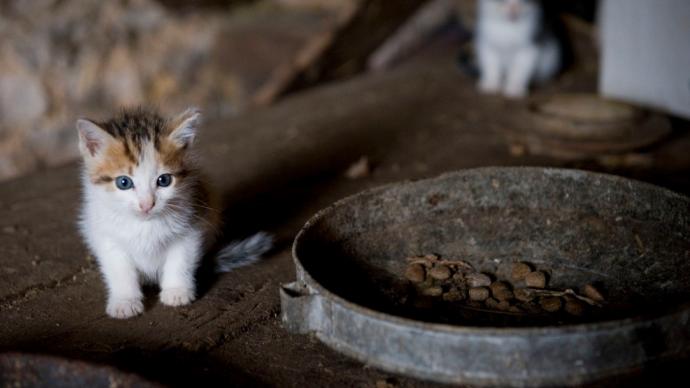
[600,0,690,120]
[0,0,360,181]
[0,0,625,183]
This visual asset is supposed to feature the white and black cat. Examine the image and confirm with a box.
[475,0,561,98]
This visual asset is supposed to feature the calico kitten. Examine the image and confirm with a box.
[77,107,271,319]
[475,0,561,98]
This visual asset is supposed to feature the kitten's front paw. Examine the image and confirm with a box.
[106,298,144,319]
[160,288,196,307]
[503,84,528,99]
[478,79,501,94]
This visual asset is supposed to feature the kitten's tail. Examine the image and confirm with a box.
[215,232,274,273]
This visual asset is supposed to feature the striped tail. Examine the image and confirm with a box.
[215,232,273,273]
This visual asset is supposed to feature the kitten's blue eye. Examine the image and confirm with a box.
[115,176,134,190]
[157,173,173,187]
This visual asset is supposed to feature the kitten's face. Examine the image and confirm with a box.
[482,0,539,22]
[77,108,200,219]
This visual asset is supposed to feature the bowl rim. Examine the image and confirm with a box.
[291,166,690,336]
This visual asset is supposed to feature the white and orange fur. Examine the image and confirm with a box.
[476,0,561,98]
[77,107,271,319]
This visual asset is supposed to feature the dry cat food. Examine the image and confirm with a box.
[404,255,605,318]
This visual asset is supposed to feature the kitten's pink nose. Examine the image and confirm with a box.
[139,199,155,214]
[508,4,521,20]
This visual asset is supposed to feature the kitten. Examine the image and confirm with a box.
[76,107,272,319]
[475,0,561,98]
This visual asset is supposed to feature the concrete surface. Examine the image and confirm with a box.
[1,50,689,387]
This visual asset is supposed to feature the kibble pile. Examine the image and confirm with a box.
[404,255,605,317]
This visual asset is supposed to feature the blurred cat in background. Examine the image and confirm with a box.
[475,0,561,98]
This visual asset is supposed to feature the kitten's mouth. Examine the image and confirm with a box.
[137,209,158,219]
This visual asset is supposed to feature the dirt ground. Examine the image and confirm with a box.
[1,45,690,387]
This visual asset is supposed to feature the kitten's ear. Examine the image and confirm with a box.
[76,119,113,158]
[168,108,200,149]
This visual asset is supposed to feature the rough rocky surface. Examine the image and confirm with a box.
[1,45,690,387]
[0,0,354,182]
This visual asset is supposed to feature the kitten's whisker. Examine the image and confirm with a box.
[162,204,218,231]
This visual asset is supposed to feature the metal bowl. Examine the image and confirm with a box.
[281,167,690,387]
[509,94,671,159]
